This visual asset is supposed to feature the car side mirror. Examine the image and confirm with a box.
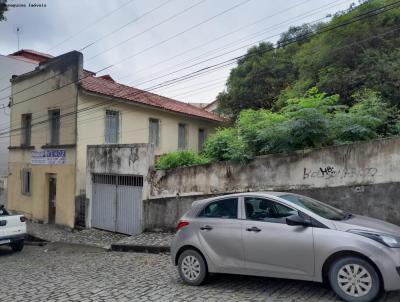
[286,214,311,227]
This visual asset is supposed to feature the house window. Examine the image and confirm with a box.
[178,123,187,149]
[21,114,32,146]
[21,168,31,196]
[105,110,119,144]
[198,128,206,152]
[149,118,160,147]
[49,109,60,145]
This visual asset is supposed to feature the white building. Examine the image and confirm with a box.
[0,49,51,177]
[0,50,51,204]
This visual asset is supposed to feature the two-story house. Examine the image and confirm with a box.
[7,51,222,230]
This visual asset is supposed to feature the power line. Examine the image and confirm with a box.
[2,1,400,133]
[46,0,138,52]
[98,0,254,70]
[2,5,399,139]
[0,0,254,105]
[11,1,400,109]
[78,0,174,52]
[85,0,207,62]
[0,0,175,100]
[117,0,334,83]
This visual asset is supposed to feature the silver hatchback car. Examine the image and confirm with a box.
[171,192,400,302]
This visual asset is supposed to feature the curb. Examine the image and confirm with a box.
[110,244,170,254]
[25,234,48,246]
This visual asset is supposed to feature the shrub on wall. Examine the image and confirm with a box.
[155,151,209,170]
[157,88,400,170]
[201,127,253,164]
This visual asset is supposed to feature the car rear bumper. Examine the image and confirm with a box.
[0,234,26,246]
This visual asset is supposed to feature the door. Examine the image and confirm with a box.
[91,174,143,235]
[92,174,116,232]
[48,175,56,224]
[194,197,245,273]
[242,196,314,278]
[116,175,143,235]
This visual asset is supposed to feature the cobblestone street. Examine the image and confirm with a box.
[1,243,399,302]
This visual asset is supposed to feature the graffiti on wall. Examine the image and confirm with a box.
[303,166,378,180]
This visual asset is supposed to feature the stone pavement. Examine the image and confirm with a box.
[27,221,174,251]
[27,222,128,249]
[1,243,399,302]
[112,231,174,253]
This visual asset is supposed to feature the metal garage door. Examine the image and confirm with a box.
[92,174,143,235]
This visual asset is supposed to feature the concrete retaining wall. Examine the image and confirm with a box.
[145,137,400,230]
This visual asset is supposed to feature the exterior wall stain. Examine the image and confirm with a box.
[145,137,400,230]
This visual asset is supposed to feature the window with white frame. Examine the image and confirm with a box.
[178,123,187,149]
[21,113,32,146]
[105,110,119,144]
[49,109,60,145]
[149,118,160,147]
[21,168,31,196]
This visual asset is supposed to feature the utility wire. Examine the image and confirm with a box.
[78,0,174,51]
[99,0,254,70]
[0,0,253,104]
[118,0,337,83]
[2,1,398,127]
[85,0,207,62]
[0,0,175,98]
[46,0,138,52]
[1,4,398,139]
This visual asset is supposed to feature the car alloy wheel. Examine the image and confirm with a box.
[178,249,207,286]
[181,255,201,281]
[329,256,381,302]
[337,264,372,297]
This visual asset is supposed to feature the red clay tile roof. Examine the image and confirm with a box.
[81,75,223,122]
[98,74,115,82]
[8,49,54,63]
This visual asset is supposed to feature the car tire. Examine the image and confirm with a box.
[10,240,24,252]
[328,256,381,302]
[178,249,208,286]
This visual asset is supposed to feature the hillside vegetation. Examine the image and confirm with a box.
[156,0,400,169]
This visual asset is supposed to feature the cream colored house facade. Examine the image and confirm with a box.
[7,51,222,228]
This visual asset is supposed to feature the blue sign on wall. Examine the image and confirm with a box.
[31,149,66,165]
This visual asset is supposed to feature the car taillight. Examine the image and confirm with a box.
[177,220,189,231]
[20,216,27,223]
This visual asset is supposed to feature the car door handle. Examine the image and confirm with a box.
[200,225,213,231]
[246,226,261,232]
[0,220,6,226]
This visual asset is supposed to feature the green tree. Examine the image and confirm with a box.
[217,0,400,116]
[0,0,7,21]
[217,42,296,118]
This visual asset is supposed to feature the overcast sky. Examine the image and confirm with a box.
[0,0,355,104]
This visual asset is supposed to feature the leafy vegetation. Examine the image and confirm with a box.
[156,89,399,169]
[155,151,209,170]
[217,0,400,118]
[0,0,7,22]
[202,88,399,164]
[155,0,400,170]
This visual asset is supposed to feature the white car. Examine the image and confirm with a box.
[0,205,27,252]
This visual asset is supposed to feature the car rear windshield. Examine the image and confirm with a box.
[279,194,344,220]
